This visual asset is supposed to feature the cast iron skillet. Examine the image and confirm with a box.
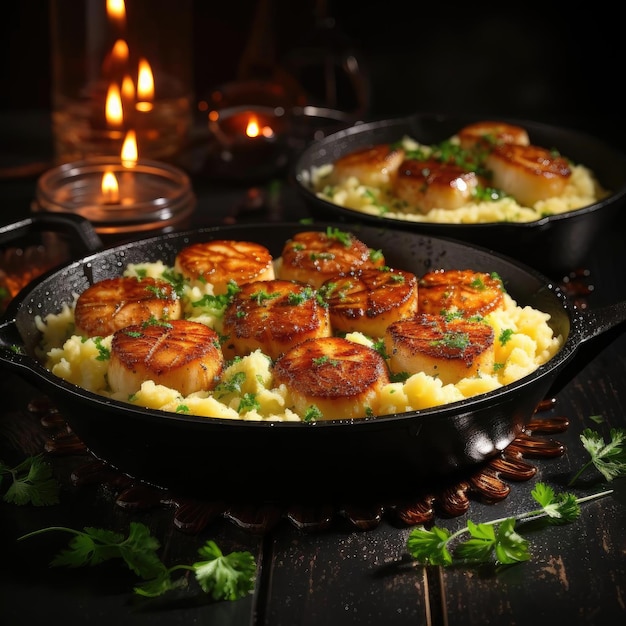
[1,221,625,503]
[292,112,626,278]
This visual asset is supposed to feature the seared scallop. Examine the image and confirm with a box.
[74,276,182,338]
[222,279,331,360]
[108,319,224,397]
[273,336,390,420]
[174,240,275,295]
[485,143,571,206]
[330,143,405,187]
[384,315,495,385]
[457,121,530,150]
[277,228,385,289]
[418,269,504,317]
[321,267,418,337]
[393,159,481,213]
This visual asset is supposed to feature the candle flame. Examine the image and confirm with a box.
[107,0,126,29]
[111,39,129,64]
[105,82,124,127]
[246,115,260,138]
[121,74,135,101]
[121,129,138,164]
[102,38,129,78]
[136,58,154,111]
[102,171,120,203]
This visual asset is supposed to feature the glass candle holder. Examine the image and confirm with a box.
[50,0,194,165]
[33,157,196,236]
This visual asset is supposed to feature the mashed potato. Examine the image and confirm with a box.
[309,135,608,224]
[37,260,563,422]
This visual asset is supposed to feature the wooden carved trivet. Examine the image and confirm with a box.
[34,397,568,535]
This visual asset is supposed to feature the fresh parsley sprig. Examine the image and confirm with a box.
[18,522,256,601]
[568,427,626,486]
[0,454,60,506]
[406,483,612,567]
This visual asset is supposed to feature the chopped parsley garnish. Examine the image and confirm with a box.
[325,226,352,246]
[304,405,323,422]
[312,355,340,367]
[249,290,280,305]
[238,393,260,414]
[214,371,247,397]
[430,331,470,351]
[499,328,515,345]
[94,337,110,361]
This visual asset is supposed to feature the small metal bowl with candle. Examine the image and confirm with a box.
[202,103,293,183]
[199,78,304,183]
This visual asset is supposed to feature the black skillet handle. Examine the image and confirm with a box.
[0,213,103,255]
[547,301,626,397]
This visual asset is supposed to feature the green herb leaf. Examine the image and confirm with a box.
[568,427,626,486]
[493,518,530,564]
[193,540,257,601]
[50,526,127,568]
[18,523,256,601]
[453,520,497,562]
[406,482,609,569]
[406,526,452,565]
[0,454,60,506]
[531,483,580,524]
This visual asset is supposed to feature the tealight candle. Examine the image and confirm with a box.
[203,105,292,183]
[33,156,196,236]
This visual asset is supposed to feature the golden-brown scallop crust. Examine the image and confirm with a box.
[278,229,385,289]
[273,336,390,419]
[74,276,181,338]
[222,279,331,360]
[321,268,418,337]
[109,319,224,396]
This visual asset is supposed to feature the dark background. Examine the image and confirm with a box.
[1,1,623,147]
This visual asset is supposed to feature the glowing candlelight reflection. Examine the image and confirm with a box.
[103,38,129,78]
[121,129,138,164]
[121,75,134,100]
[101,170,120,204]
[107,0,127,30]
[136,58,154,112]
[105,83,124,127]
[111,39,129,64]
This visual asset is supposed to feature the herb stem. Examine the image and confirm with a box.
[447,489,612,543]
[18,526,82,541]
[567,460,595,487]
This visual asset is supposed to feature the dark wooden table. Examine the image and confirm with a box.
[1,112,625,626]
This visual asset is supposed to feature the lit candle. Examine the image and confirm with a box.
[51,0,193,163]
[245,113,275,139]
[101,170,120,204]
[121,129,138,164]
[105,82,124,129]
[33,155,196,237]
[204,105,290,182]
